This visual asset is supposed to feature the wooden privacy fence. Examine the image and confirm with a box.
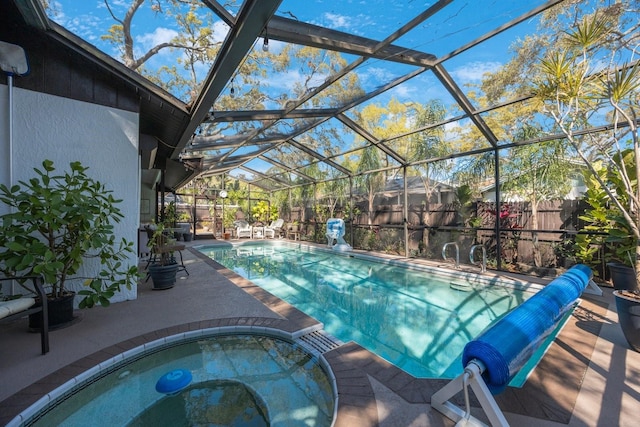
[291,200,602,274]
[187,198,608,275]
[349,200,587,232]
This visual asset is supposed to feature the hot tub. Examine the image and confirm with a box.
[10,329,336,427]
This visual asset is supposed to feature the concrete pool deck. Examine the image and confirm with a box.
[1,238,639,426]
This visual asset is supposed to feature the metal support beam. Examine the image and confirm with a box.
[432,63,499,146]
[175,0,283,156]
[337,113,406,165]
[288,139,352,176]
[403,166,409,258]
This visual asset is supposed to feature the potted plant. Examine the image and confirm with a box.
[613,289,640,351]
[534,12,639,348]
[0,160,139,328]
[163,202,181,240]
[146,222,180,290]
[575,168,638,290]
[222,207,237,240]
[177,211,193,241]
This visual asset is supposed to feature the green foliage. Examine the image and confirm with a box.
[163,201,177,226]
[454,185,477,227]
[576,156,636,267]
[147,222,178,267]
[312,203,330,224]
[251,200,277,224]
[0,160,139,308]
[343,206,361,223]
[176,211,191,222]
[222,206,237,229]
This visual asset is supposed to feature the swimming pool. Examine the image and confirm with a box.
[11,330,335,427]
[197,241,547,380]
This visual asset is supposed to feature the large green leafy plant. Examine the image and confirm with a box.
[251,200,277,224]
[575,152,637,269]
[0,160,139,308]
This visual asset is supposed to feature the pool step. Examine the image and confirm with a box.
[296,330,343,356]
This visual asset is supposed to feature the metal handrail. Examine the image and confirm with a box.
[442,242,460,269]
[470,244,487,273]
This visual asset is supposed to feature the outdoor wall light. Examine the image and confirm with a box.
[262,36,269,52]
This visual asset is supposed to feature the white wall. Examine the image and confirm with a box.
[0,85,139,304]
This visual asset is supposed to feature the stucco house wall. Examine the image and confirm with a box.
[0,84,139,304]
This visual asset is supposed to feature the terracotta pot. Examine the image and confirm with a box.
[614,290,640,352]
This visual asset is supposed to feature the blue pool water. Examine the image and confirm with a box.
[197,242,547,379]
[15,332,335,427]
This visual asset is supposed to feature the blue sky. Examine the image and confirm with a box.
[43,0,561,177]
[45,0,547,108]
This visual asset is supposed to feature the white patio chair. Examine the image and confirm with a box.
[264,219,284,238]
[235,220,252,239]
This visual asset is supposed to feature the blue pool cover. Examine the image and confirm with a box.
[461,264,592,394]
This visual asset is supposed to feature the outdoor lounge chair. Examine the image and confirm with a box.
[235,220,252,239]
[264,219,284,238]
[0,275,49,354]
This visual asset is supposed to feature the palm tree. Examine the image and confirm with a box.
[409,100,449,249]
[534,12,639,282]
[356,146,384,225]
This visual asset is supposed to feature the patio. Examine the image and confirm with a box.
[1,240,639,426]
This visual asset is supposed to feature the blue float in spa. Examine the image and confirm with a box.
[156,369,193,395]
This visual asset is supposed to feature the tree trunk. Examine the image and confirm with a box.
[635,240,640,290]
[422,204,430,251]
[531,201,541,267]
[368,192,374,225]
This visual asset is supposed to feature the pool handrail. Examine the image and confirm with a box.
[442,242,460,269]
[470,244,487,273]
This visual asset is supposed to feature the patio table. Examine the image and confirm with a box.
[252,226,265,239]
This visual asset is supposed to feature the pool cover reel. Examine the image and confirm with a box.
[461,264,592,394]
[432,264,593,426]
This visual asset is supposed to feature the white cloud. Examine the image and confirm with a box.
[389,84,414,99]
[451,61,502,83]
[323,12,352,30]
[105,0,128,8]
[267,68,327,94]
[364,67,396,83]
[136,27,179,51]
[210,20,231,44]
